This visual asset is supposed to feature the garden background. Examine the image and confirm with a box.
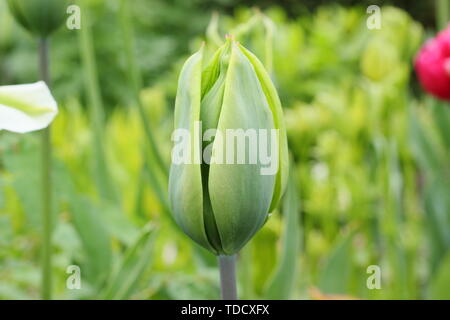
[0,0,449,299]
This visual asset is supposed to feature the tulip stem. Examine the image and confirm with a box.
[218,255,238,300]
[38,37,52,300]
[119,0,168,175]
[78,0,118,203]
[437,0,450,29]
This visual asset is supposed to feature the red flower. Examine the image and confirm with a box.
[415,25,450,100]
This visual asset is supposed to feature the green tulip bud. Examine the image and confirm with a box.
[169,38,288,255]
[7,0,69,37]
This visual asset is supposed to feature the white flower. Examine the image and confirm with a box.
[0,81,58,133]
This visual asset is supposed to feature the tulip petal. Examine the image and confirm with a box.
[201,43,227,97]
[169,48,215,252]
[0,81,58,133]
[199,45,232,253]
[208,43,276,254]
[200,59,227,132]
[239,44,289,212]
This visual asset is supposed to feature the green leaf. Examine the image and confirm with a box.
[318,232,353,295]
[430,251,450,299]
[102,225,156,300]
[425,179,450,270]
[430,99,450,151]
[70,196,112,288]
[3,138,74,229]
[98,202,139,246]
[3,139,41,228]
[264,171,301,299]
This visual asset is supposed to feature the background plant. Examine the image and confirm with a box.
[0,0,449,300]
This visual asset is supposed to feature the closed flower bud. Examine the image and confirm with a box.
[415,25,450,101]
[7,0,69,37]
[169,38,288,255]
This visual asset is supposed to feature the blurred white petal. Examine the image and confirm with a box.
[0,81,58,133]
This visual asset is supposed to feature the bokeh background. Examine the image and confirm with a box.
[0,0,449,299]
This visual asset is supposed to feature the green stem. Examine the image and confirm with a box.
[437,0,450,29]
[119,0,168,176]
[218,255,238,300]
[38,37,52,300]
[78,0,118,203]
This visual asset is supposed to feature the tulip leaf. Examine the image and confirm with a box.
[102,225,156,300]
[318,232,353,295]
[430,99,450,150]
[264,171,301,299]
[430,251,450,299]
[70,196,113,288]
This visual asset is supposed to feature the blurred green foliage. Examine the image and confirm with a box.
[0,0,449,300]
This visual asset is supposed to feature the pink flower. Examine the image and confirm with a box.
[415,25,450,100]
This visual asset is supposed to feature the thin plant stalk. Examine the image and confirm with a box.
[119,0,173,225]
[38,37,52,300]
[218,255,238,300]
[78,0,118,203]
[119,0,168,176]
[437,0,450,29]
